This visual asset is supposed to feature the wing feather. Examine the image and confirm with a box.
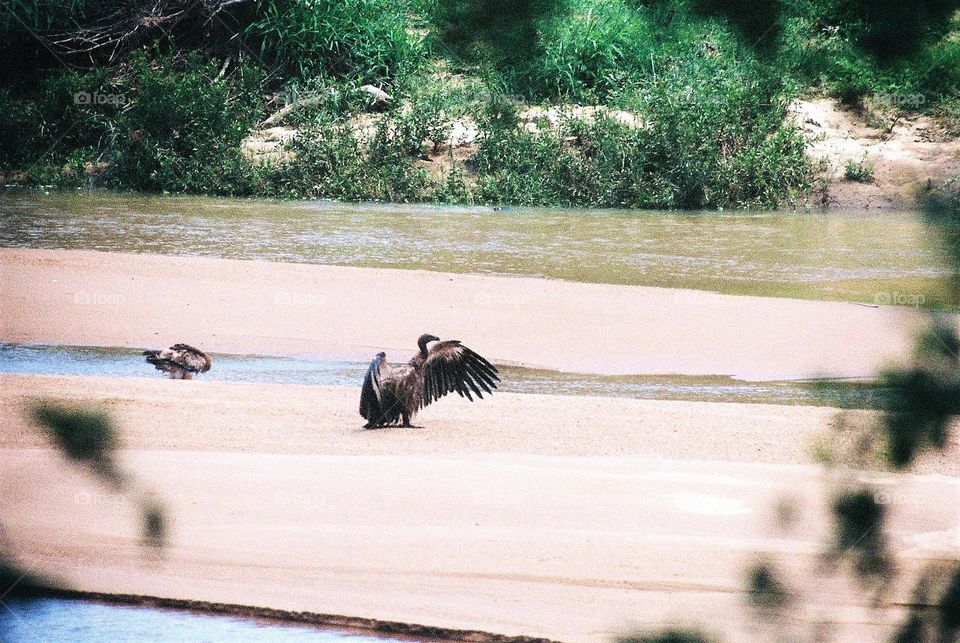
[360,353,385,420]
[421,341,499,408]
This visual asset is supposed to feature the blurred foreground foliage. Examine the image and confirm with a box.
[0,402,168,605]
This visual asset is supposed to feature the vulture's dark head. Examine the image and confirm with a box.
[417,333,440,355]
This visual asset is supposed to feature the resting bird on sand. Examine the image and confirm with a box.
[360,334,499,428]
[142,343,212,380]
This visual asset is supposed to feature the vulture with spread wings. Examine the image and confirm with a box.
[360,334,500,428]
[143,343,212,379]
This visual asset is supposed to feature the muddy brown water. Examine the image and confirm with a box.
[0,192,954,303]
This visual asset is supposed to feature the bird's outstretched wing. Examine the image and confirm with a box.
[421,341,499,407]
[360,352,386,420]
[168,343,211,373]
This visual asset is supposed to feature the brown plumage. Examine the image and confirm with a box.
[143,343,212,380]
[360,334,500,428]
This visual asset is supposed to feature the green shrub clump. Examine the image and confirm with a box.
[471,64,811,209]
[106,52,264,194]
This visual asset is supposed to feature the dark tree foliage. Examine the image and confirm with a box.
[686,0,786,49]
[893,566,960,642]
[31,402,120,483]
[0,0,255,80]
[892,614,927,643]
[430,0,554,63]
[618,631,714,643]
[0,560,54,599]
[685,0,960,59]
[849,0,960,59]
[26,402,167,549]
[831,488,892,583]
[878,320,960,468]
[746,559,792,611]
[940,569,960,638]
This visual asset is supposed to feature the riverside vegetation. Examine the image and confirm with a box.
[1,0,959,209]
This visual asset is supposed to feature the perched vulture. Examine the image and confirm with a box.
[142,343,212,379]
[360,334,500,428]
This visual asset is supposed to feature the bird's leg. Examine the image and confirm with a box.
[400,412,422,429]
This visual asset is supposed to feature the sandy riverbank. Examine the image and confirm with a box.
[0,247,939,380]
[3,247,959,641]
[1,374,958,642]
[0,374,858,463]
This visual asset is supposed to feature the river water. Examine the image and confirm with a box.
[0,343,880,407]
[0,192,954,302]
[0,597,411,642]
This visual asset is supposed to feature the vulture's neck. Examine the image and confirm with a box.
[417,339,430,358]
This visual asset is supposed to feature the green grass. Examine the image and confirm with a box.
[247,0,427,89]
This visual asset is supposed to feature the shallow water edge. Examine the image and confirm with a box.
[0,343,883,408]
[10,589,559,643]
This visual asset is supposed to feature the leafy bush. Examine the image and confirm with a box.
[105,51,264,194]
[844,156,875,182]
[777,0,960,107]
[0,0,101,78]
[917,13,960,101]
[0,49,265,194]
[470,59,810,209]
[263,108,431,201]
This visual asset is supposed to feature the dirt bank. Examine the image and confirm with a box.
[793,98,960,210]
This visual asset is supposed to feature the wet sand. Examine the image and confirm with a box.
[0,248,938,380]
